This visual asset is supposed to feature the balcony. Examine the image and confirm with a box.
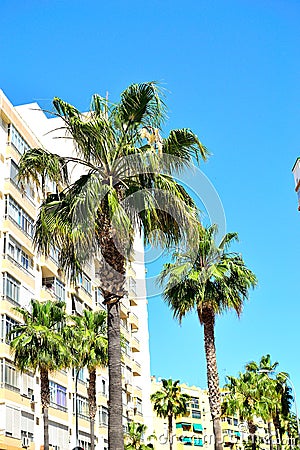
[129,312,138,330]
[120,302,129,320]
[131,336,140,353]
[132,360,142,376]
[42,277,65,302]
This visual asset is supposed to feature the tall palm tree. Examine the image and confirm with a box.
[18,82,208,449]
[222,371,269,450]
[70,309,108,450]
[9,299,69,450]
[125,422,156,450]
[159,225,257,450]
[151,378,190,450]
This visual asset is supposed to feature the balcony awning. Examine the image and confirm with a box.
[177,422,192,428]
[193,424,203,432]
[182,437,192,445]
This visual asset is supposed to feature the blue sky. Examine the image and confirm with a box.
[1,0,300,401]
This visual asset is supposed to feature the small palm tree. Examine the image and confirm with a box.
[159,225,257,450]
[151,378,190,450]
[70,309,108,450]
[18,82,208,449]
[222,371,269,450]
[125,422,155,450]
[246,355,293,450]
[9,299,69,450]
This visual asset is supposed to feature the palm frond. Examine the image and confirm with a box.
[18,147,69,192]
[162,128,209,167]
[114,82,166,130]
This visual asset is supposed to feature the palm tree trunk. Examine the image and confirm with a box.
[248,421,257,450]
[107,300,123,450]
[88,368,97,450]
[273,413,281,450]
[201,307,223,450]
[168,414,173,450]
[40,367,50,450]
[268,421,274,450]
[98,214,126,450]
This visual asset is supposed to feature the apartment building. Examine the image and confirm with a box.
[0,90,152,450]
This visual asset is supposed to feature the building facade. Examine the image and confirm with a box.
[0,90,152,450]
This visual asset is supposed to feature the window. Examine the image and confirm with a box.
[95,287,105,308]
[42,277,65,301]
[122,340,130,357]
[192,409,201,419]
[78,368,85,382]
[0,359,19,391]
[5,195,34,237]
[9,160,35,200]
[21,411,34,441]
[99,406,108,426]
[9,125,30,155]
[49,246,60,265]
[49,381,67,411]
[128,276,136,295]
[101,379,107,396]
[75,395,89,419]
[49,421,69,450]
[10,160,19,185]
[79,273,92,295]
[135,397,142,415]
[0,314,19,343]
[4,235,34,273]
[191,397,199,409]
[3,272,20,304]
[5,405,21,438]
[233,418,238,426]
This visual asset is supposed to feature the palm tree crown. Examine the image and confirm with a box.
[159,225,257,322]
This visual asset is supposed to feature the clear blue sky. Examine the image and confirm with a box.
[1,0,300,399]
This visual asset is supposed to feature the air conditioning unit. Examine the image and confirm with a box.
[22,437,30,448]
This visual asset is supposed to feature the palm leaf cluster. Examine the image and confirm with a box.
[125,422,155,450]
[18,82,207,284]
[222,355,295,450]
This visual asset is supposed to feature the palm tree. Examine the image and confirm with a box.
[9,299,69,450]
[151,378,190,450]
[18,82,208,449]
[70,309,108,450]
[246,355,293,450]
[125,422,156,450]
[222,371,270,450]
[159,225,257,450]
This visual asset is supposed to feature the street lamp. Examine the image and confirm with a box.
[258,369,300,440]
